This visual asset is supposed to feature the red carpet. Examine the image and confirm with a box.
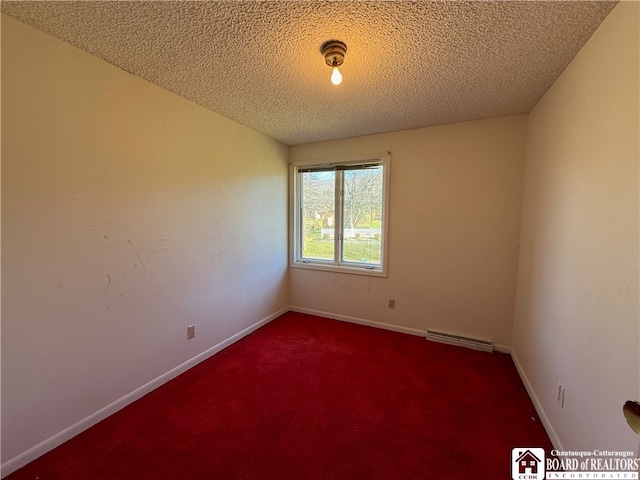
[7,312,552,479]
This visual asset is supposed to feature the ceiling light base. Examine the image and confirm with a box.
[321,40,347,67]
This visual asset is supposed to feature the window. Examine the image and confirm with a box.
[291,152,390,276]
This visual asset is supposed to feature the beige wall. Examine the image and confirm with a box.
[289,115,527,348]
[512,1,639,452]
[1,15,288,468]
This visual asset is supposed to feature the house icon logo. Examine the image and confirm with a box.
[511,447,545,480]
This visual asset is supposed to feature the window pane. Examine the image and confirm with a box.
[342,166,383,265]
[300,171,335,261]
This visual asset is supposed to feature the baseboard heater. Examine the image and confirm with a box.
[426,329,493,353]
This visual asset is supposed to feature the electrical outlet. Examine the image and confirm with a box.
[388,299,396,309]
[557,383,565,408]
[187,324,195,340]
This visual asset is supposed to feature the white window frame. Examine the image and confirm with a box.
[290,152,390,277]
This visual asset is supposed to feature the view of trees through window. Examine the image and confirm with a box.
[300,165,383,265]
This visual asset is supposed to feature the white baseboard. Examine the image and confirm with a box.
[1,307,288,478]
[3,307,556,478]
[288,306,426,337]
[290,307,515,355]
[511,348,563,450]
[494,344,511,354]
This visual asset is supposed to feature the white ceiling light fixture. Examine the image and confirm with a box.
[321,40,347,86]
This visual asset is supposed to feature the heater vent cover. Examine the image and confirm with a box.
[426,329,493,353]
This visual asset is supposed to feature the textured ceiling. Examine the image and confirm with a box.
[2,1,617,146]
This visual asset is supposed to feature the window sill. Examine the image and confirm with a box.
[290,260,387,277]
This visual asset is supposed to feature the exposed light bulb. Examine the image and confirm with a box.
[321,40,346,86]
[331,65,342,85]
